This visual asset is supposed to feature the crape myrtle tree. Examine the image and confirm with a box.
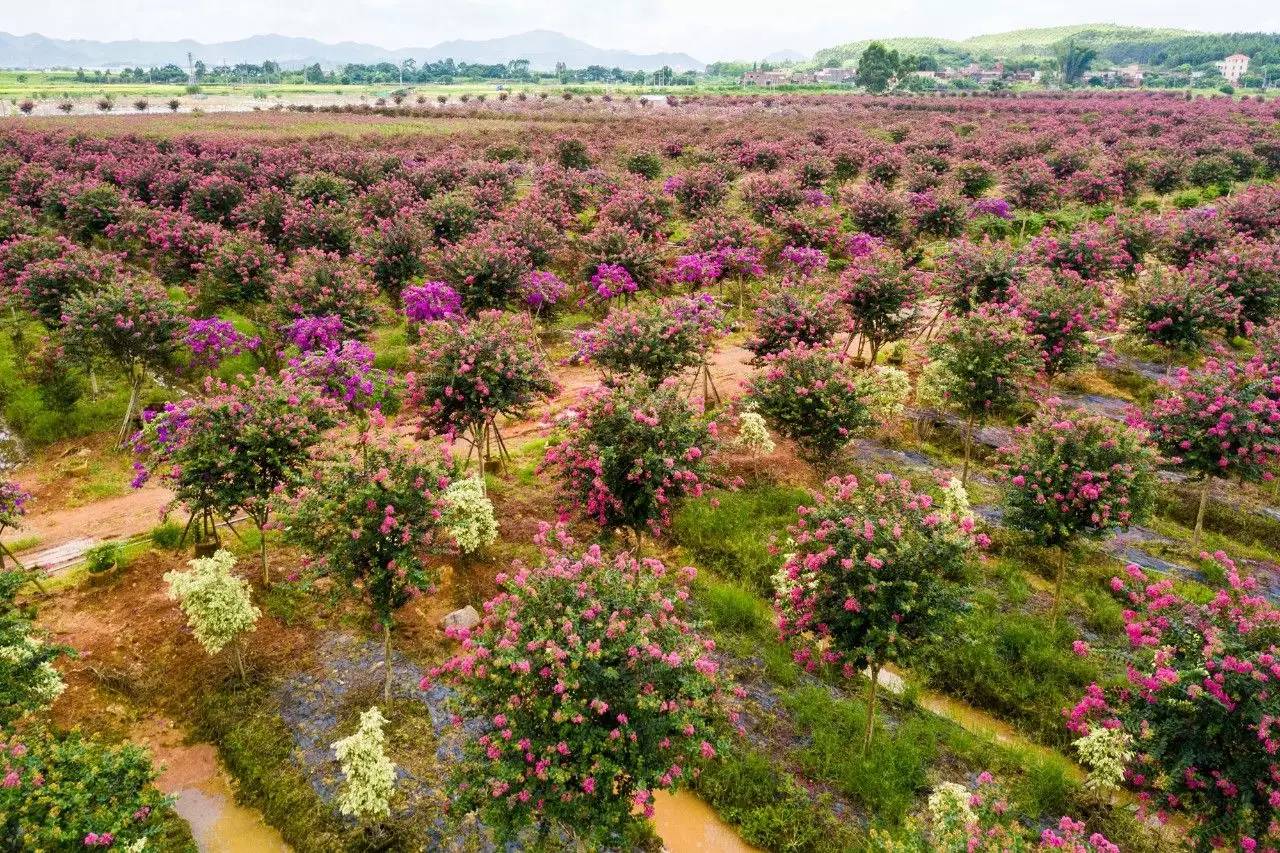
[838,244,923,367]
[542,380,719,552]
[1068,552,1280,851]
[1000,404,1157,627]
[426,524,729,847]
[410,310,558,478]
[1126,266,1241,361]
[1011,268,1114,386]
[921,306,1041,484]
[131,373,337,582]
[164,549,261,681]
[1129,355,1280,549]
[775,473,979,753]
[0,482,31,571]
[286,440,457,701]
[59,275,185,444]
[746,287,843,359]
[0,567,67,726]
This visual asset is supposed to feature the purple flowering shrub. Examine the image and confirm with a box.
[426,523,729,844]
[401,281,462,325]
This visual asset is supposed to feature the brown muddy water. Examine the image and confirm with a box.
[651,790,761,852]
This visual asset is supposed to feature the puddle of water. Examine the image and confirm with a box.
[651,790,760,853]
[134,718,291,853]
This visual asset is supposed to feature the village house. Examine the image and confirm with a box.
[740,69,818,86]
[1215,53,1250,83]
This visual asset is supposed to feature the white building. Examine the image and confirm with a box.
[1215,54,1250,84]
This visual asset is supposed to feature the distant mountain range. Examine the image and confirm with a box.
[0,29,704,73]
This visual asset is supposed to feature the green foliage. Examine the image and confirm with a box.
[149,521,185,550]
[84,541,121,574]
[1055,40,1098,85]
[0,726,171,850]
[0,568,66,726]
[164,549,260,657]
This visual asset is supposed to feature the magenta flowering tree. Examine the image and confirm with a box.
[10,243,118,328]
[269,249,382,338]
[283,338,383,418]
[1129,355,1280,547]
[663,164,731,215]
[542,381,718,546]
[428,523,727,844]
[1010,269,1113,384]
[410,310,558,475]
[572,294,726,393]
[519,270,568,317]
[361,217,428,306]
[672,253,724,289]
[1068,552,1280,851]
[838,246,923,366]
[437,233,532,312]
[586,263,639,304]
[931,237,1025,316]
[774,472,978,752]
[285,314,345,355]
[131,373,337,580]
[746,288,843,358]
[59,276,185,444]
[1000,404,1157,625]
[287,440,455,700]
[777,244,830,282]
[1194,236,1280,333]
[1022,222,1133,282]
[844,183,907,241]
[193,231,281,309]
[581,223,664,294]
[181,317,256,382]
[1127,266,1241,357]
[746,345,875,461]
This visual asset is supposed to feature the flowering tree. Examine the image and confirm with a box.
[921,307,1040,483]
[838,246,923,367]
[59,276,185,443]
[287,440,455,700]
[442,477,499,555]
[542,381,718,547]
[1000,404,1156,626]
[181,317,256,383]
[0,483,31,571]
[1068,553,1280,851]
[438,234,532,312]
[333,706,396,822]
[1126,266,1241,357]
[410,311,558,475]
[164,549,261,680]
[774,473,978,752]
[746,288,843,358]
[132,373,336,581]
[931,238,1025,316]
[746,345,875,461]
[1011,269,1113,384]
[732,411,776,456]
[402,281,462,326]
[1129,356,1280,547]
[903,774,1119,852]
[427,524,727,845]
[1194,236,1280,333]
[0,567,66,725]
[270,249,382,337]
[363,218,428,306]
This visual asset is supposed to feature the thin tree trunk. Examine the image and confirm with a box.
[383,622,393,703]
[1193,478,1211,550]
[961,412,976,485]
[117,371,142,445]
[234,639,246,682]
[1050,545,1067,630]
[258,522,269,586]
[862,665,880,756]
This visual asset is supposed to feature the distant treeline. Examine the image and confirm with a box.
[1097,33,1280,68]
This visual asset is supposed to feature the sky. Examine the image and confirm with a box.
[5,0,1280,61]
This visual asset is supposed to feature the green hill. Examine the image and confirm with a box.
[811,23,1279,71]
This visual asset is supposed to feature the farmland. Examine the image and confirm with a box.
[1,90,1280,851]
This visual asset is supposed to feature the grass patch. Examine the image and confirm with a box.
[671,486,808,595]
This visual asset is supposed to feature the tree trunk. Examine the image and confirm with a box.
[258,523,269,586]
[1050,545,1068,630]
[862,665,880,756]
[1192,478,1211,550]
[117,369,142,446]
[961,413,976,485]
[382,622,393,704]
[234,639,247,682]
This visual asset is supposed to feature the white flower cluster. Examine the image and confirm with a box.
[854,365,912,425]
[164,549,260,656]
[0,635,65,709]
[926,781,976,850]
[1073,725,1134,791]
[734,411,776,456]
[333,706,396,821]
[442,477,499,554]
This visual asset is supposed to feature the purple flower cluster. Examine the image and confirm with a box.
[402,281,462,323]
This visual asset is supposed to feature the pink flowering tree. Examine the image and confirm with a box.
[269,249,382,338]
[542,381,719,550]
[838,246,923,367]
[774,472,978,753]
[131,373,337,581]
[1129,355,1280,548]
[1000,404,1157,626]
[0,482,31,571]
[922,307,1040,484]
[746,345,875,461]
[1127,266,1241,359]
[427,524,728,845]
[437,233,532,312]
[931,237,1025,317]
[286,440,456,701]
[1011,269,1114,385]
[59,276,185,444]
[1068,552,1280,851]
[410,311,558,476]
[1194,236,1280,334]
[746,288,843,359]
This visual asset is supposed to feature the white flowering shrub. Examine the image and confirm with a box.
[164,549,260,657]
[733,411,776,456]
[442,477,499,554]
[1073,725,1134,791]
[0,635,64,715]
[333,706,396,821]
[854,365,912,425]
[927,781,976,849]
